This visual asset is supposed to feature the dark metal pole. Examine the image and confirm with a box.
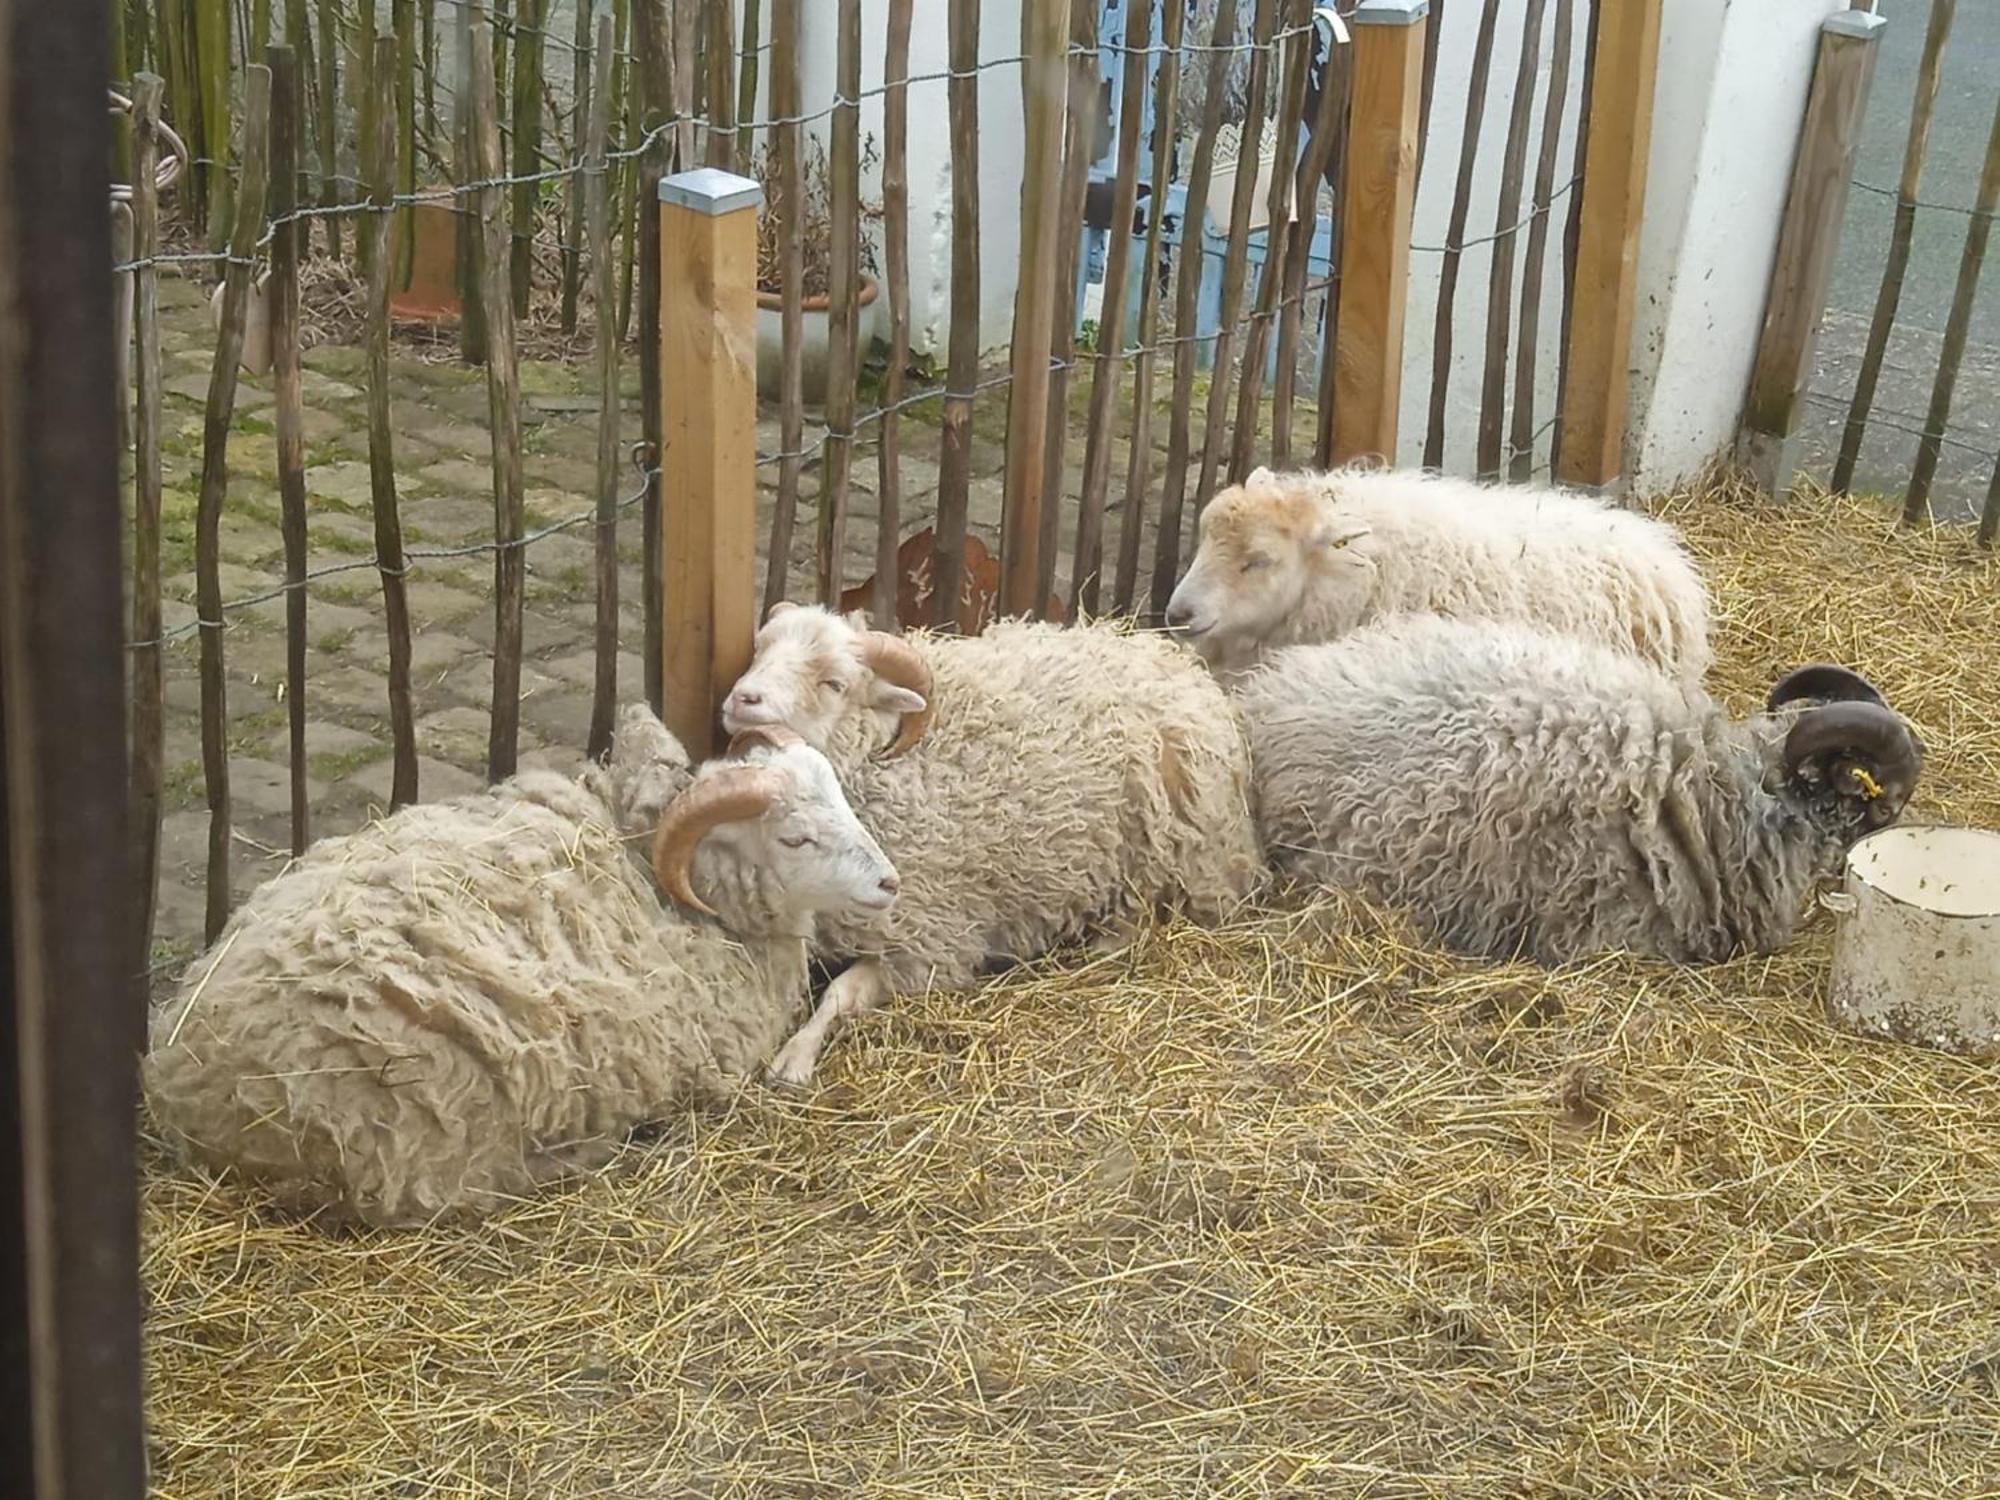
[0,0,149,1492]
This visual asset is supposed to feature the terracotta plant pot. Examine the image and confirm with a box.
[756,274,881,408]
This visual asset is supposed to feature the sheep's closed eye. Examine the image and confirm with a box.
[779,834,816,849]
[821,679,847,694]
[1240,554,1273,574]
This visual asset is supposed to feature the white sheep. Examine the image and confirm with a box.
[1164,465,1714,683]
[721,603,1265,1085]
[1237,613,1922,965]
[143,708,899,1227]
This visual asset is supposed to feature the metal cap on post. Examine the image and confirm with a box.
[657,167,763,760]
[1353,0,1429,24]
[1822,8,1889,41]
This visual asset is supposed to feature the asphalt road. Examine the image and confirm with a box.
[1803,0,1999,519]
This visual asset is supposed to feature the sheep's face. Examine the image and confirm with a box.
[1165,468,1366,659]
[704,742,902,917]
[722,604,926,750]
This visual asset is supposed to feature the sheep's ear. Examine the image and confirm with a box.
[1245,465,1277,487]
[870,682,928,715]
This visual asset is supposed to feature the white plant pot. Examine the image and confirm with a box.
[1826,825,2000,1056]
[755,275,881,409]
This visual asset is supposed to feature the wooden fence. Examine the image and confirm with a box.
[111,0,1667,959]
[1737,0,2000,542]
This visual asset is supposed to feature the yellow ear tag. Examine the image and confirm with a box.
[1848,765,1885,801]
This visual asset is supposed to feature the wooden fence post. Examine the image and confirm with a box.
[658,167,761,760]
[1553,0,1664,490]
[1735,9,1886,495]
[999,0,1072,619]
[1331,0,1427,467]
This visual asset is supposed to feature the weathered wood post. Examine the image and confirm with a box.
[1736,8,1887,495]
[1331,0,1428,467]
[1554,0,1664,491]
[659,166,761,760]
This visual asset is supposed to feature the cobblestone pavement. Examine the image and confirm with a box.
[140,272,1178,974]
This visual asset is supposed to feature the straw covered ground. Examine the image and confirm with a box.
[143,481,2000,1498]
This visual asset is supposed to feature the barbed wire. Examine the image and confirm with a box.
[128,450,659,654]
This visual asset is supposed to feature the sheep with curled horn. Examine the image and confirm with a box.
[1164,465,1714,686]
[1237,613,1923,966]
[143,707,899,1228]
[721,601,1265,1086]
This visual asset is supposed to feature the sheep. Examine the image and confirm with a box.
[721,602,1265,1084]
[142,707,900,1227]
[1236,613,1923,966]
[1163,465,1714,684]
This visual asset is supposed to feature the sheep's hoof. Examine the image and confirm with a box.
[763,1049,816,1091]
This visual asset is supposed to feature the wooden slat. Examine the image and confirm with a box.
[1508,0,1573,481]
[1833,0,1958,495]
[998,0,1073,618]
[267,48,312,854]
[705,0,738,170]
[1421,0,1501,471]
[933,0,981,629]
[193,64,271,941]
[1331,1,1425,467]
[671,0,697,166]
[394,0,416,288]
[1149,0,1240,617]
[1902,93,2000,524]
[1553,0,1663,489]
[761,0,805,614]
[876,0,914,630]
[586,14,622,760]
[1230,0,1316,482]
[454,0,484,361]
[1035,0,1100,613]
[1192,0,1276,513]
[632,0,670,712]
[560,0,593,334]
[129,73,168,956]
[736,0,762,173]
[364,35,418,808]
[1274,19,1351,468]
[0,0,146,1479]
[1074,0,1153,617]
[1735,10,1881,493]
[1549,0,1598,470]
[472,11,527,780]
[1414,0,1445,189]
[659,171,761,759]
[195,0,232,242]
[508,0,545,318]
[814,0,862,605]
[1475,0,1545,479]
[1981,460,2000,548]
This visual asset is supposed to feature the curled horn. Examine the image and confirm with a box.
[1782,702,1922,821]
[727,723,802,758]
[1767,663,1886,713]
[650,766,787,916]
[857,631,934,758]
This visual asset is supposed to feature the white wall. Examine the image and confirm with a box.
[798,0,1028,356]
[1627,0,1840,488]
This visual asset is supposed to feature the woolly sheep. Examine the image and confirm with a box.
[143,707,899,1227]
[721,603,1265,1084]
[1237,613,1922,965]
[1163,465,1714,683]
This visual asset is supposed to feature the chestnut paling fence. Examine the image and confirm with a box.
[107,0,1667,964]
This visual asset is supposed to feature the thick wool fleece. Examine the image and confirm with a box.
[817,618,1263,992]
[144,707,808,1228]
[1238,615,1879,966]
[1196,467,1712,683]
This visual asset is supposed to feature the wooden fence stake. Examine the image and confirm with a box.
[933,0,982,629]
[877,0,915,630]
[471,9,527,781]
[586,14,622,761]
[1736,9,1886,495]
[999,0,1073,619]
[1902,92,2000,524]
[267,46,312,853]
[194,63,272,941]
[1332,0,1426,467]
[1421,0,1499,471]
[762,0,806,616]
[633,0,671,713]
[815,0,863,606]
[1552,0,1663,490]
[658,167,761,759]
[364,34,418,808]
[1509,0,1574,480]
[130,73,169,958]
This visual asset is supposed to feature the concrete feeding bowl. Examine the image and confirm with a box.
[1827,826,2000,1057]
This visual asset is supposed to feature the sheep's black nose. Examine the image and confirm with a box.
[878,873,900,896]
[735,689,763,707]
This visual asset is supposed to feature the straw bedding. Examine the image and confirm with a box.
[143,481,2000,1497]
